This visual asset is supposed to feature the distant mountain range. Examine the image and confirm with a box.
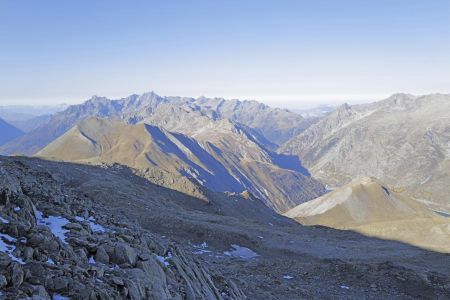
[0,104,68,120]
[281,93,450,211]
[1,92,449,299]
[0,92,314,156]
[1,92,449,216]
[0,104,68,132]
[0,92,325,212]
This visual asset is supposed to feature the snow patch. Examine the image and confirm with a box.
[75,216,107,233]
[74,216,84,222]
[0,233,24,264]
[192,242,212,255]
[89,256,96,265]
[283,275,294,279]
[224,245,258,260]
[185,168,206,186]
[35,210,70,244]
[87,216,106,233]
[52,294,70,300]
[0,216,9,224]
[156,252,172,267]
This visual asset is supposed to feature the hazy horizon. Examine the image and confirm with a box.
[0,90,411,110]
[1,91,448,111]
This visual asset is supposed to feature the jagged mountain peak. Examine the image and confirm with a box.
[0,90,315,156]
[86,95,109,103]
[333,102,353,116]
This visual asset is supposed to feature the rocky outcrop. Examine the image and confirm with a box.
[0,159,244,299]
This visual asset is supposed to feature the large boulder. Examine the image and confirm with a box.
[111,243,137,266]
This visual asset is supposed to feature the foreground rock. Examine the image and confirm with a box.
[0,158,244,299]
[1,156,449,299]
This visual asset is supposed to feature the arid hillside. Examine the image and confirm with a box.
[285,177,450,253]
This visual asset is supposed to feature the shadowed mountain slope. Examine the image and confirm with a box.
[37,117,325,212]
[0,117,24,146]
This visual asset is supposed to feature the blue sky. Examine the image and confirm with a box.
[1,0,449,108]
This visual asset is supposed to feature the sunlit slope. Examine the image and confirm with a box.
[285,177,450,252]
[37,117,324,212]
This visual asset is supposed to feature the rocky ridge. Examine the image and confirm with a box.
[36,117,325,213]
[281,93,450,211]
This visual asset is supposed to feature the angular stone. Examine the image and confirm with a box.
[95,246,109,264]
[111,276,124,286]
[28,233,46,247]
[48,276,71,292]
[11,263,24,287]
[124,278,143,300]
[32,285,50,299]
[111,243,137,266]
[23,246,34,260]
[65,222,84,230]
[0,274,7,288]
